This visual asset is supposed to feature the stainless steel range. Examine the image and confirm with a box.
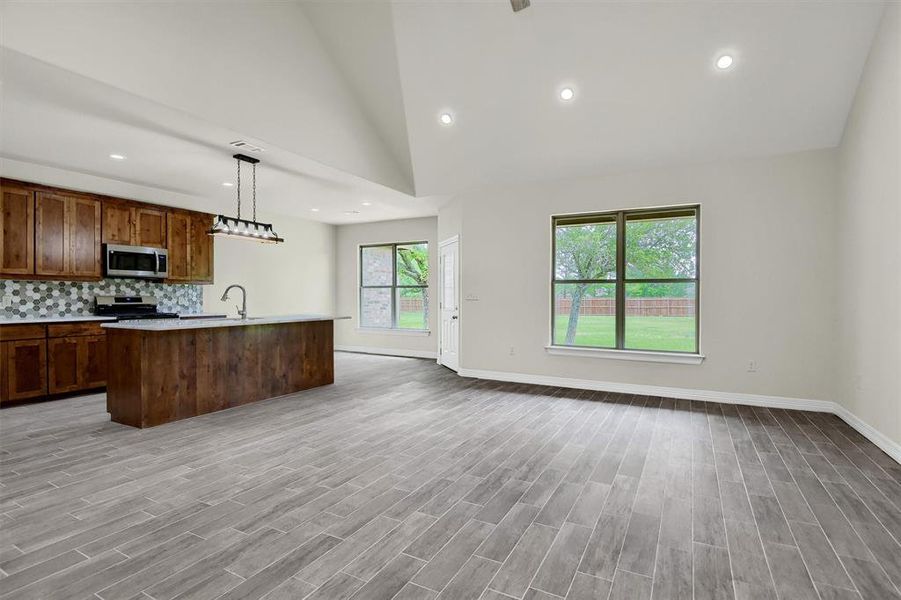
[93,296,179,321]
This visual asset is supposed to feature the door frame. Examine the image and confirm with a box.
[438,235,461,371]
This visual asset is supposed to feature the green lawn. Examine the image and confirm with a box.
[554,315,696,352]
[398,311,428,330]
[397,312,694,352]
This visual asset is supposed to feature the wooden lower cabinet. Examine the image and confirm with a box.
[0,324,106,403]
[48,335,107,394]
[2,339,48,402]
[48,337,80,394]
[80,335,107,389]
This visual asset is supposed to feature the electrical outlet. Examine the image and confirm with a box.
[0,295,11,309]
[509,346,515,356]
[747,360,758,373]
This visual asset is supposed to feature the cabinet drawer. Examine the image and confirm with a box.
[48,322,106,338]
[0,325,47,341]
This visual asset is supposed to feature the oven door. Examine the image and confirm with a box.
[104,244,166,279]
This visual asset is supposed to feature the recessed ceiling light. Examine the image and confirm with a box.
[559,87,575,101]
[222,182,233,187]
[361,202,372,206]
[439,113,453,126]
[716,55,734,70]
[109,154,126,160]
[310,208,320,212]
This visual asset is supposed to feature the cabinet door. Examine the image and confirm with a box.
[79,335,107,389]
[0,342,8,403]
[48,337,80,394]
[102,202,135,245]
[135,207,167,248]
[69,197,101,277]
[5,340,47,400]
[167,211,191,281]
[190,213,213,283]
[1,185,35,275]
[35,192,69,276]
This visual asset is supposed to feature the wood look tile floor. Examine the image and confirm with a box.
[1,352,900,600]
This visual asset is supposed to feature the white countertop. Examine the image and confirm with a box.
[102,314,350,331]
[0,313,227,326]
[0,316,116,325]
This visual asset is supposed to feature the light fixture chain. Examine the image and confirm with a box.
[236,158,242,220]
[252,163,257,222]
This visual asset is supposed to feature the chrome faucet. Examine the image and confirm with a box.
[221,284,247,319]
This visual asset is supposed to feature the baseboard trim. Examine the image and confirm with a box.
[833,404,901,465]
[335,345,437,360]
[458,367,900,464]
[457,367,834,411]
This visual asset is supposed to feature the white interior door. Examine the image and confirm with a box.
[439,238,460,371]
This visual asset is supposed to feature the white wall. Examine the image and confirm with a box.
[203,214,335,318]
[837,5,901,448]
[445,149,841,403]
[0,1,410,193]
[335,217,438,357]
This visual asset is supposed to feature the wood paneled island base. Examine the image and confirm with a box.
[105,318,335,427]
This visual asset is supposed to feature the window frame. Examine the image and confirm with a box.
[550,205,700,355]
[359,241,430,331]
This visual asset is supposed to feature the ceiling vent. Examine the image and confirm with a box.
[229,140,265,153]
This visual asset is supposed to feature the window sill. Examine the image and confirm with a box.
[356,327,431,337]
[545,345,705,364]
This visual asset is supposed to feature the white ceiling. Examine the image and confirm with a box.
[0,50,440,224]
[0,0,886,218]
[317,0,884,196]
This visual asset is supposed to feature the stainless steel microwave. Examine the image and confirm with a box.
[104,244,169,279]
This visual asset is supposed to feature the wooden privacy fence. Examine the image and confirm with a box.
[399,298,426,312]
[400,297,694,316]
[555,297,695,317]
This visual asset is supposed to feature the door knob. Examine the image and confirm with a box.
[452,315,458,320]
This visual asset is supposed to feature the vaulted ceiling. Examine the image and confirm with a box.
[0,1,886,222]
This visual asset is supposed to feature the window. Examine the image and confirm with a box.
[552,206,699,354]
[360,242,429,330]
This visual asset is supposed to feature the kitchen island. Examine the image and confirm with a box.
[102,315,346,428]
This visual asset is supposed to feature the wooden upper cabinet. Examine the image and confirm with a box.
[101,201,133,246]
[69,197,101,277]
[189,213,213,283]
[35,192,70,276]
[166,210,213,284]
[103,199,168,248]
[2,180,212,283]
[1,184,35,275]
[35,192,101,279]
[135,207,167,248]
[102,201,168,248]
[167,211,191,281]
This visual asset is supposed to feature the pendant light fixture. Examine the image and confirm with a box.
[209,154,284,243]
